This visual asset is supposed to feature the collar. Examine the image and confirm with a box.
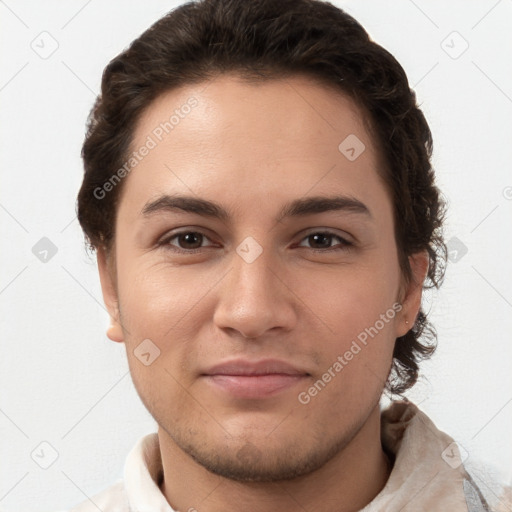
[360,400,474,511]
[123,400,477,511]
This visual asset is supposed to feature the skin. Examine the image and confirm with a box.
[97,74,428,512]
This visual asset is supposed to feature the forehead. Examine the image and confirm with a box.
[133,73,371,152]
[119,73,388,223]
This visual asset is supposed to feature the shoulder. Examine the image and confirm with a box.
[68,479,129,512]
[494,483,512,512]
[463,470,512,512]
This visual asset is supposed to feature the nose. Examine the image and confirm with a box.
[213,244,297,340]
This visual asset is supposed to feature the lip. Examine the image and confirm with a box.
[201,359,310,399]
[204,358,309,376]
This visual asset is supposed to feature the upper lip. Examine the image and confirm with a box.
[203,359,309,376]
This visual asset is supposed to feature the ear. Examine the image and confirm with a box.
[396,250,429,338]
[97,245,124,343]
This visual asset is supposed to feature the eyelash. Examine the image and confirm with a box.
[158,230,353,254]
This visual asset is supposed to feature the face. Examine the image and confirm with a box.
[98,74,425,482]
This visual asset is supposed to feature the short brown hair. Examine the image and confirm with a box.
[77,0,447,395]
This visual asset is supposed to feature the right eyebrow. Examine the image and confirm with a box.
[140,195,232,222]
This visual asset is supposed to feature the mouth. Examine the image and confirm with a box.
[201,358,311,399]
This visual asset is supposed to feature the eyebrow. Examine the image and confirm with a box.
[140,194,371,223]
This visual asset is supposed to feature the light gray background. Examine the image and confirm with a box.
[1,1,511,511]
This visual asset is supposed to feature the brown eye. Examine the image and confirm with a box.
[159,230,214,252]
[298,231,351,251]
[308,233,333,249]
[174,232,204,249]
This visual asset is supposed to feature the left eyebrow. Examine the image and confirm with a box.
[276,195,372,222]
[140,194,372,222]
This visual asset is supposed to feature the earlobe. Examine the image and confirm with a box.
[97,245,125,343]
[106,316,124,343]
[396,251,429,337]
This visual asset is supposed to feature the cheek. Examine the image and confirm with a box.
[116,262,217,391]
[315,290,398,387]
[298,256,401,339]
[118,260,209,333]
[117,268,204,422]
[294,258,400,394]
[298,304,397,419]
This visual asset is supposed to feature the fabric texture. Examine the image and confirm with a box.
[68,401,502,512]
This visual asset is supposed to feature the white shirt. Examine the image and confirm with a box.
[69,401,492,512]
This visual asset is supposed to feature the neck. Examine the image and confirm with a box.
[158,403,391,512]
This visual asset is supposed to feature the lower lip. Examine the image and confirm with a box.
[203,374,308,399]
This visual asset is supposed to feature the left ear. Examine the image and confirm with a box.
[396,250,429,337]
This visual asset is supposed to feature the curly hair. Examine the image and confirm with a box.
[77,0,447,395]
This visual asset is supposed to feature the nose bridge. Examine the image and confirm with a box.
[213,238,295,338]
[234,242,276,300]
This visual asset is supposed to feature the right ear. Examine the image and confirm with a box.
[97,245,124,343]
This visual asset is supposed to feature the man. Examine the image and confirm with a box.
[71,0,502,510]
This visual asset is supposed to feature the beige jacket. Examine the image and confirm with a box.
[69,401,510,512]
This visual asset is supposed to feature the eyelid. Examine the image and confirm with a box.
[296,229,353,249]
[300,227,353,242]
[158,227,354,254]
[158,228,216,250]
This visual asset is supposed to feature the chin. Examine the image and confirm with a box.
[172,422,354,483]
